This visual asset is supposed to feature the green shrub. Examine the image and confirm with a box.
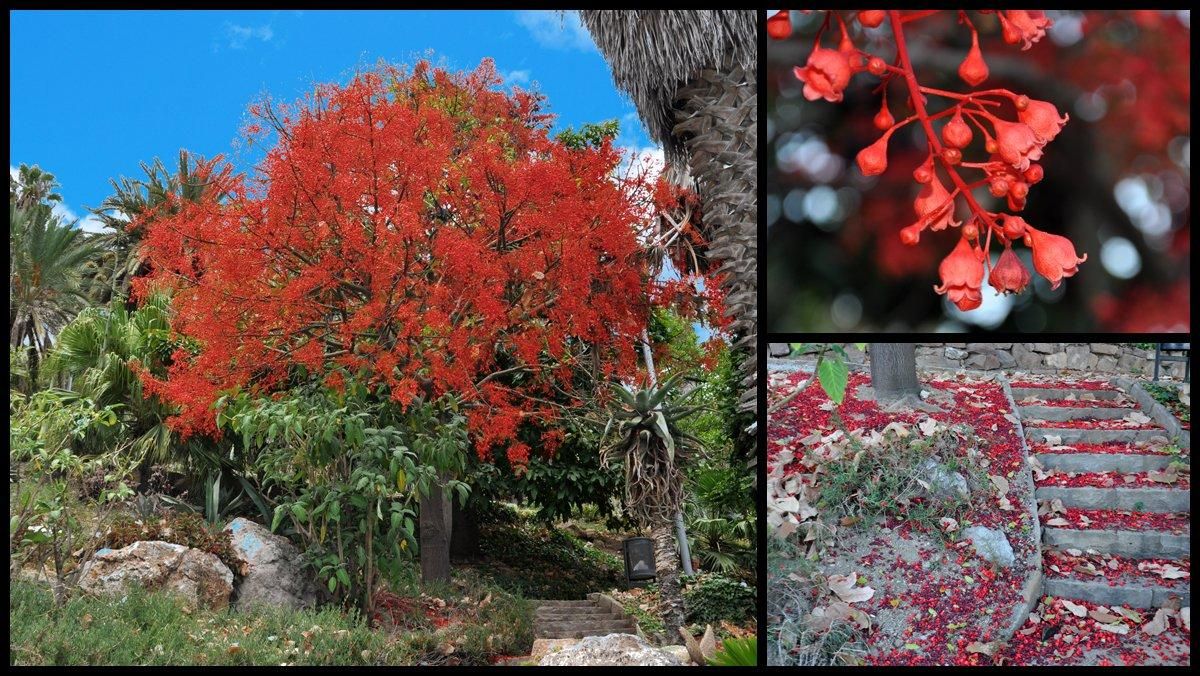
[709,636,757,666]
[681,573,756,626]
[8,579,391,665]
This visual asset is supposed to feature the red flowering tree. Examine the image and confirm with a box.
[768,11,1190,331]
[131,60,664,583]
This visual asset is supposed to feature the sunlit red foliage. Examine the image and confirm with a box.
[131,60,676,464]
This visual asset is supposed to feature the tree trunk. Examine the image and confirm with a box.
[652,520,686,637]
[868,343,922,402]
[419,471,452,585]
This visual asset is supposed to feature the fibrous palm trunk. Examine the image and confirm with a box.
[651,520,686,636]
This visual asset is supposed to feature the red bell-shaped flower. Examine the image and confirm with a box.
[1001,10,1052,50]
[1027,224,1087,289]
[992,119,1044,172]
[988,245,1032,295]
[913,173,960,231]
[934,236,984,311]
[794,47,852,103]
[1019,99,1069,144]
[942,111,973,149]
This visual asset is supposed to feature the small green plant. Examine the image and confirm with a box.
[709,636,757,666]
[681,573,756,626]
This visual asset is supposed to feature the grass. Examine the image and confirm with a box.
[10,568,532,666]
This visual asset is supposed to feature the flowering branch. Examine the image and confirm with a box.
[771,9,1087,311]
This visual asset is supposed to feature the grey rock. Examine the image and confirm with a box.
[1031,343,1059,354]
[1095,356,1119,372]
[1045,351,1069,369]
[79,540,233,609]
[1091,343,1121,356]
[963,526,1016,568]
[918,458,969,500]
[1065,344,1098,370]
[945,347,968,360]
[538,633,682,666]
[1013,343,1044,369]
[966,351,1002,371]
[225,518,318,610]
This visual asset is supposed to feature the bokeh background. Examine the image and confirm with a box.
[767,10,1190,332]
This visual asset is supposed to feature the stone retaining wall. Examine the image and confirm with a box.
[782,343,1188,379]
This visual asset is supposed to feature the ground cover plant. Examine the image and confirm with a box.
[1142,382,1190,429]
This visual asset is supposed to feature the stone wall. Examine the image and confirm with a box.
[780,343,1189,379]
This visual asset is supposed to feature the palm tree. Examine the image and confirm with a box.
[85,151,219,305]
[579,9,758,449]
[10,163,64,210]
[9,203,101,384]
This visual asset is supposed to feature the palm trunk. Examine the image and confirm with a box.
[651,520,686,636]
[672,64,758,463]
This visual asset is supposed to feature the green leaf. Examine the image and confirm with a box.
[336,568,351,587]
[904,643,920,651]
[291,503,309,522]
[817,356,850,405]
[854,343,867,351]
[328,576,338,593]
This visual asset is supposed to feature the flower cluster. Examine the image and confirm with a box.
[770,10,1087,311]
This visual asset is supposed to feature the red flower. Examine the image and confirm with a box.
[1019,99,1069,144]
[1001,214,1027,240]
[766,11,791,40]
[1027,225,1087,289]
[913,173,959,231]
[988,245,1032,295]
[993,119,1044,171]
[958,30,989,86]
[934,236,984,311]
[794,47,852,103]
[856,131,892,176]
[1000,10,1052,50]
[942,111,973,149]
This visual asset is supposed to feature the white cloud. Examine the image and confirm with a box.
[223,22,275,50]
[616,145,666,183]
[515,10,596,52]
[51,202,110,235]
[501,69,531,85]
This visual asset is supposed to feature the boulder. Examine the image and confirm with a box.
[963,526,1015,568]
[1012,343,1043,370]
[1091,343,1120,356]
[538,633,682,666]
[1045,351,1069,369]
[1064,344,1098,370]
[531,638,582,662]
[78,540,233,609]
[966,351,1002,371]
[918,458,969,500]
[768,343,792,357]
[1031,343,1059,354]
[1095,356,1118,372]
[224,517,317,610]
[662,645,694,665]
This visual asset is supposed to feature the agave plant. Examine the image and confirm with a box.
[597,372,708,526]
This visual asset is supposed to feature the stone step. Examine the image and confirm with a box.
[1019,405,1135,421]
[1043,577,1190,609]
[535,619,637,638]
[534,600,596,608]
[1034,486,1190,513]
[1011,387,1124,401]
[535,608,620,620]
[1043,527,1190,559]
[1034,452,1175,474]
[1026,428,1166,445]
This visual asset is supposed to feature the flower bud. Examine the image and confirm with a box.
[958,32,989,86]
[913,155,935,184]
[874,102,895,131]
[1009,181,1029,199]
[856,132,891,176]
[963,223,979,240]
[942,147,962,165]
[1026,224,1087,290]
[899,222,924,245]
[1023,164,1044,184]
[858,11,887,28]
[1015,95,1030,111]
[867,57,888,76]
[989,245,1033,295]
[767,11,792,40]
[942,111,973,149]
[989,178,1010,198]
[1001,214,1027,240]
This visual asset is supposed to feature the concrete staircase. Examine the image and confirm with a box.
[1016,382,1190,609]
[533,598,638,639]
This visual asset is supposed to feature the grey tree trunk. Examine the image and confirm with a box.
[868,343,922,402]
[449,497,480,560]
[419,471,452,585]
[652,520,686,636]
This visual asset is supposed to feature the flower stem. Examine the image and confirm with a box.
[888,10,998,237]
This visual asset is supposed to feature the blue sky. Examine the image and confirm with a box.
[8,10,658,231]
